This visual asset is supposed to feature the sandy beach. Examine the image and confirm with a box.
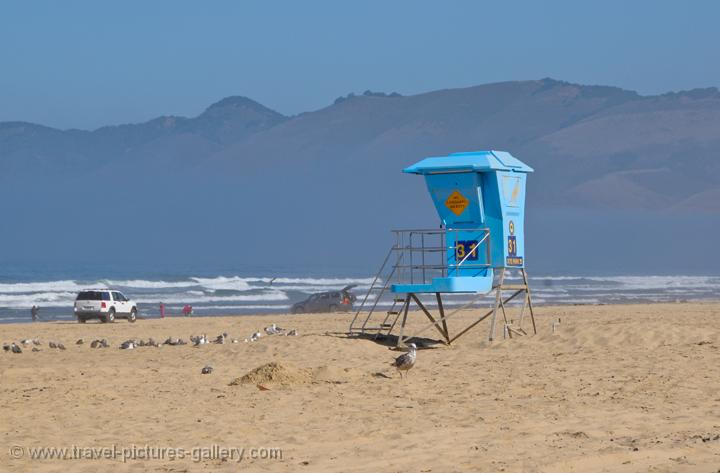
[1,302,719,472]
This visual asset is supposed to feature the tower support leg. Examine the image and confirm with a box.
[397,295,412,347]
[488,267,505,341]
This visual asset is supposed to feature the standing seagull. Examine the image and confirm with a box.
[391,343,417,379]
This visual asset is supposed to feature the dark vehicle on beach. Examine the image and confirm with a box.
[290,285,357,314]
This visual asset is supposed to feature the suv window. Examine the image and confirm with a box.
[76,291,112,301]
[112,292,124,302]
[321,293,330,300]
[331,292,339,298]
[76,291,102,301]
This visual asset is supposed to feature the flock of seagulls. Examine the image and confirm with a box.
[4,324,418,379]
[247,324,297,342]
[3,338,66,353]
[2,323,299,354]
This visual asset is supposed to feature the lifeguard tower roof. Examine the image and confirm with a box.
[403,150,533,175]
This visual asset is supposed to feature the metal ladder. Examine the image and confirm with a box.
[348,247,406,338]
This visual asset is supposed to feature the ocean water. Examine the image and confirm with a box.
[0,266,718,323]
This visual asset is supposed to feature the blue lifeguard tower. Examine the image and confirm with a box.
[349,150,537,345]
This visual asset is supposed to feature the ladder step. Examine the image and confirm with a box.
[387,311,400,315]
[393,298,406,303]
[499,285,528,290]
[381,323,393,328]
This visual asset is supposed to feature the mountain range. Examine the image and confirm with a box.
[3,78,719,211]
[1,79,719,273]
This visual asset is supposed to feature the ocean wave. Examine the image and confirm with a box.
[190,276,253,291]
[0,280,100,294]
[185,304,291,311]
[532,275,720,289]
[261,277,377,285]
[0,291,78,308]
[135,290,288,304]
[104,279,199,289]
[265,284,372,293]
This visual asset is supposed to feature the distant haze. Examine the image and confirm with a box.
[1,78,719,274]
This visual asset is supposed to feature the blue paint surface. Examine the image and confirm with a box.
[394,150,532,293]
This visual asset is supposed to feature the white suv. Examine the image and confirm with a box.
[74,289,138,323]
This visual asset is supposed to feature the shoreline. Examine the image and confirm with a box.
[2,298,720,325]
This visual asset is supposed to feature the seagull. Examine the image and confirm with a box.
[90,340,100,348]
[11,343,22,354]
[250,332,262,342]
[213,334,225,344]
[147,338,159,347]
[201,365,213,374]
[2,343,10,352]
[21,339,33,345]
[49,341,57,349]
[191,334,208,346]
[264,324,283,335]
[391,343,417,379]
[285,329,298,337]
[32,339,41,346]
[76,339,84,345]
[57,343,66,351]
[120,341,135,350]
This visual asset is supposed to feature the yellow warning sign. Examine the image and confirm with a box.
[445,190,469,216]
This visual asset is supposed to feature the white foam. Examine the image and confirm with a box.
[532,275,720,290]
[191,304,291,311]
[191,276,253,291]
[135,290,288,304]
[0,292,77,308]
[267,284,372,293]
[0,280,102,294]
[104,279,198,289]
[261,277,376,285]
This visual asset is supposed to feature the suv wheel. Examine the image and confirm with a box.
[128,308,137,323]
[103,309,115,323]
[292,305,305,314]
[77,316,86,324]
[328,304,338,313]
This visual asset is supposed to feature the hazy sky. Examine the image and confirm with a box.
[1,0,718,130]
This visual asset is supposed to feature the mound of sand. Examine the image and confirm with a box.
[230,362,313,386]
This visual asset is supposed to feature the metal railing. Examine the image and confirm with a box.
[349,227,492,334]
[390,227,491,285]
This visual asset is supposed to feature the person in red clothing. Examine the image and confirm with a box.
[182,305,192,317]
[159,302,165,318]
